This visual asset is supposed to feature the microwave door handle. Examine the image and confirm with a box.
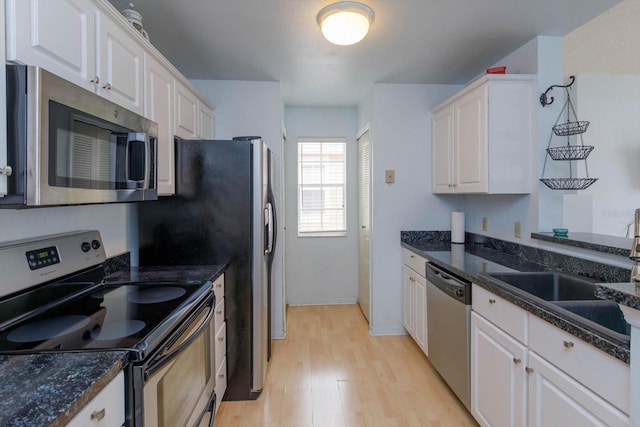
[145,302,214,379]
[127,132,149,189]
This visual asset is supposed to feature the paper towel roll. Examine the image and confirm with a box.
[451,211,465,243]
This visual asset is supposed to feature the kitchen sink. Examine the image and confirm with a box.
[484,271,630,344]
[487,272,599,301]
[552,300,630,338]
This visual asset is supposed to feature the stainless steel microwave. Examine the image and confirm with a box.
[2,65,158,207]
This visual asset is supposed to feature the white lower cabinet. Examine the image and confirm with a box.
[471,312,527,427]
[212,274,226,412]
[401,249,428,355]
[528,351,628,427]
[471,284,630,427]
[66,372,124,427]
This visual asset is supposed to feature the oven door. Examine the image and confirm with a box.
[139,295,216,427]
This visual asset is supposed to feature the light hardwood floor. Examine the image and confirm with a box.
[215,304,478,427]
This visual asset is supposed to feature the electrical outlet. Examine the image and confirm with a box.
[514,221,522,238]
[385,170,395,184]
[482,217,488,231]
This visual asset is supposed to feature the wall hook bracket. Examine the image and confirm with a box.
[540,75,576,107]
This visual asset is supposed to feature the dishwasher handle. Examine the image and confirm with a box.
[426,263,471,305]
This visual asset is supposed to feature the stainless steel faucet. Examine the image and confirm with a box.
[630,208,640,282]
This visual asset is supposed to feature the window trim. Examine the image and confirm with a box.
[297,137,347,237]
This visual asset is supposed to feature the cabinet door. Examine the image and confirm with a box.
[96,13,144,115]
[431,105,454,193]
[454,84,488,193]
[414,273,428,355]
[402,265,414,337]
[66,372,125,427]
[175,81,200,139]
[527,351,628,427]
[145,54,175,196]
[199,103,215,139]
[471,312,527,427]
[5,0,96,92]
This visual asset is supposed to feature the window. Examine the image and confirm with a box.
[298,138,346,236]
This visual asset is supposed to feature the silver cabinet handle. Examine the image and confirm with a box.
[563,340,574,348]
[513,358,521,365]
[218,336,224,342]
[103,83,112,90]
[0,166,12,176]
[216,310,223,315]
[90,76,100,84]
[489,299,496,304]
[525,367,534,374]
[218,373,225,378]
[90,408,106,421]
[216,283,222,288]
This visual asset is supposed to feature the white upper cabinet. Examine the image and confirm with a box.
[175,80,200,140]
[6,0,96,92]
[6,0,143,114]
[431,74,535,194]
[145,54,175,196]
[174,79,215,140]
[200,103,215,140]
[96,12,144,114]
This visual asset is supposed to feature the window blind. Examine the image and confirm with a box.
[298,139,346,236]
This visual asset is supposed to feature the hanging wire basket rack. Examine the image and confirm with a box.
[552,120,590,137]
[540,177,598,191]
[539,77,597,191]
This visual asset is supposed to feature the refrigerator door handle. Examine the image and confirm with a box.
[265,203,274,255]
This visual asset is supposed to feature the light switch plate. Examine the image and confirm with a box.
[514,221,522,238]
[385,170,395,184]
[482,217,488,231]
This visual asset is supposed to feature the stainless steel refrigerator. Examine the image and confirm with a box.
[137,137,276,401]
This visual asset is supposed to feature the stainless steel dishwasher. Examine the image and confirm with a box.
[426,262,471,411]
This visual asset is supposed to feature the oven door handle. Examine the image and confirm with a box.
[145,301,214,379]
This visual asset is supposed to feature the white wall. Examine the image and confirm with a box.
[573,75,640,236]
[283,107,359,305]
[564,0,640,76]
[190,79,287,339]
[363,84,461,335]
[0,204,136,257]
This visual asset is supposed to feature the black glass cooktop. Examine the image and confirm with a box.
[0,281,211,354]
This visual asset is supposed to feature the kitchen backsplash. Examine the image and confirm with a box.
[401,231,630,283]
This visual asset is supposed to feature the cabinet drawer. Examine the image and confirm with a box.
[212,274,224,305]
[214,357,227,410]
[214,297,225,331]
[215,321,226,371]
[472,284,528,344]
[528,314,629,414]
[66,371,124,427]
[402,248,427,277]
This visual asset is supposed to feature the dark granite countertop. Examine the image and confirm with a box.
[402,234,631,364]
[0,351,128,427]
[104,264,226,284]
[532,232,632,257]
[596,282,640,311]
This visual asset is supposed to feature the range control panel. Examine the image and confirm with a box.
[0,230,106,299]
[25,246,60,270]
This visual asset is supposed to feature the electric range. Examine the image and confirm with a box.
[0,230,220,426]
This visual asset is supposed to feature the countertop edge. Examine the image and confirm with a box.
[595,282,640,311]
[402,241,631,364]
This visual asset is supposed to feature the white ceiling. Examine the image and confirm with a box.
[108,0,621,107]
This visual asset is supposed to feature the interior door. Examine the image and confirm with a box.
[358,129,371,322]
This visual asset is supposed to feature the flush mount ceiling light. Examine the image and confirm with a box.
[317,2,375,46]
